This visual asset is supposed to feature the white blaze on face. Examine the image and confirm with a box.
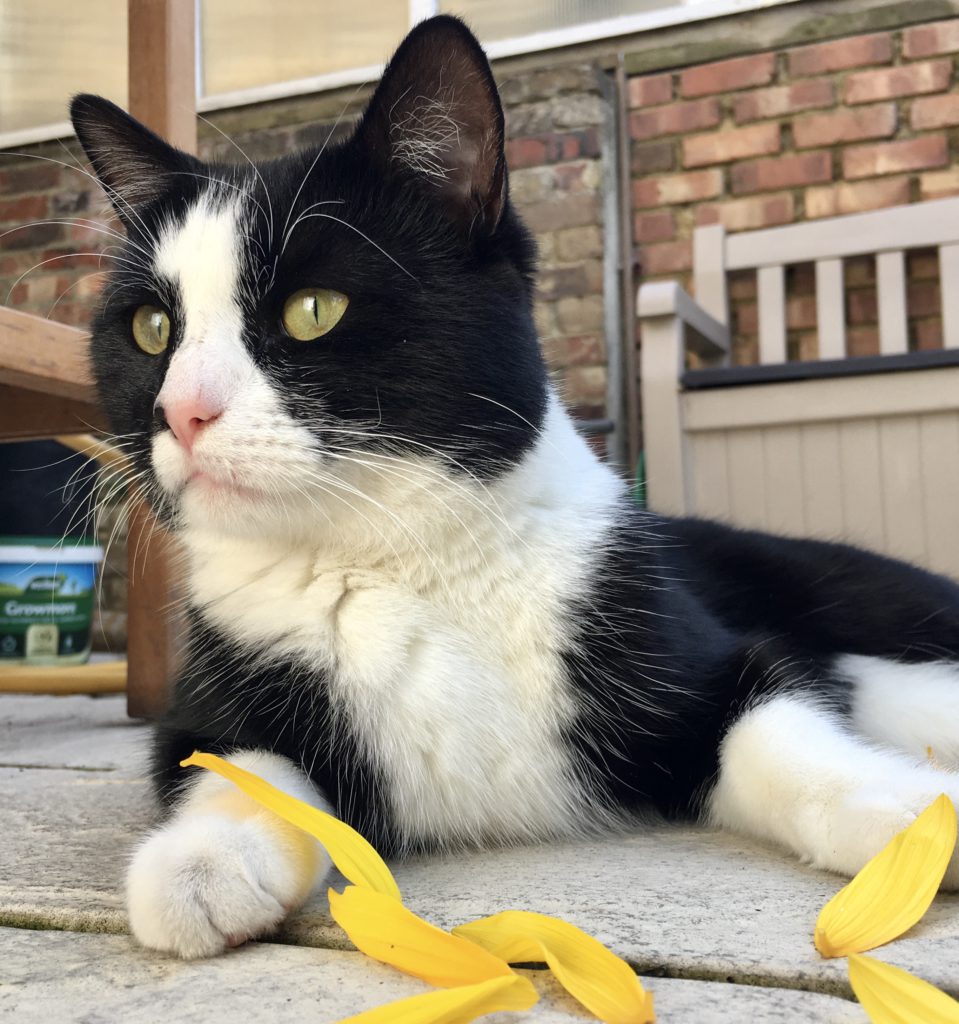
[154,193,252,419]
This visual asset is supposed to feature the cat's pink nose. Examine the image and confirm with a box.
[158,395,221,453]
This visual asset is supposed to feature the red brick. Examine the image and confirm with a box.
[679,53,776,98]
[631,168,723,208]
[733,80,834,123]
[847,289,878,324]
[736,302,758,333]
[805,177,910,218]
[843,135,948,179]
[903,18,959,59]
[731,151,831,195]
[0,222,62,251]
[633,210,676,243]
[846,326,880,357]
[0,194,49,223]
[908,281,940,318]
[695,193,795,232]
[920,168,959,200]
[793,104,897,148]
[505,130,601,169]
[844,60,952,104]
[911,93,959,130]
[683,123,780,167]
[0,164,61,194]
[640,240,693,275]
[630,98,720,140]
[786,295,819,330]
[628,73,672,108]
[631,139,674,175]
[553,162,592,191]
[789,33,892,77]
[914,319,943,351]
[728,272,757,300]
[506,137,547,169]
[909,250,940,279]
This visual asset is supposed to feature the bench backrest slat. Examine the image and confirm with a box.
[757,265,786,364]
[876,250,908,356]
[815,258,846,360]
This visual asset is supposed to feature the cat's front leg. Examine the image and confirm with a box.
[708,694,959,888]
[127,750,331,958]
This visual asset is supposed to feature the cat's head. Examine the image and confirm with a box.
[71,16,546,543]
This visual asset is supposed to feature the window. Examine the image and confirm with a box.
[0,0,795,147]
[0,0,126,141]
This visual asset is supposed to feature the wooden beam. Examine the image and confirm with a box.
[126,503,185,718]
[0,384,106,439]
[0,306,95,403]
[0,660,126,695]
[128,0,198,152]
[124,0,197,719]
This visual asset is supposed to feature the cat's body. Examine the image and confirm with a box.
[70,16,959,960]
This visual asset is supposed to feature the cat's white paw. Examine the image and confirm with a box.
[127,812,325,959]
[815,782,959,890]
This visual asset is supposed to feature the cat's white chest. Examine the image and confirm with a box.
[184,527,585,845]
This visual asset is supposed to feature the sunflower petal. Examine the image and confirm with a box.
[848,954,959,1023]
[335,974,539,1024]
[180,751,400,900]
[329,885,513,987]
[453,910,655,1024]
[815,794,957,958]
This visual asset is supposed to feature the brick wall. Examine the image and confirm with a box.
[630,17,959,363]
[0,64,610,420]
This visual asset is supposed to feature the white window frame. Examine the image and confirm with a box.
[1,0,796,151]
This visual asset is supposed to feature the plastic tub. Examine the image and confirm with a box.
[0,537,104,665]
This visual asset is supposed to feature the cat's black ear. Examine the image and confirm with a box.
[70,94,199,226]
[354,16,507,234]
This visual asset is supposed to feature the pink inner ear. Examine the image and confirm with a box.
[353,16,507,232]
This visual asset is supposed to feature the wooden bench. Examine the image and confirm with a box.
[638,195,959,579]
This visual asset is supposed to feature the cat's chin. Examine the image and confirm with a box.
[175,478,322,545]
[177,478,283,536]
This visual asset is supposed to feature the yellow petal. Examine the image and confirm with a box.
[180,751,401,900]
[815,794,957,958]
[335,974,539,1024]
[848,954,959,1023]
[329,885,513,987]
[453,910,655,1024]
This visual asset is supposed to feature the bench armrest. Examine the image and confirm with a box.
[637,280,730,362]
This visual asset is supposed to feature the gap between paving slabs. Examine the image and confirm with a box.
[0,863,867,1010]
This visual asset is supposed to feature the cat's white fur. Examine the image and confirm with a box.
[130,190,959,958]
[840,653,959,766]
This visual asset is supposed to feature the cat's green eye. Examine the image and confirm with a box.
[282,288,349,342]
[132,305,171,356]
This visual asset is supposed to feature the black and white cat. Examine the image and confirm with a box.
[71,16,959,960]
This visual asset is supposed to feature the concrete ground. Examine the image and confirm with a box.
[2,694,957,1022]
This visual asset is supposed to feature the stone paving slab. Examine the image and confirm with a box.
[0,927,867,1023]
[0,694,148,770]
[2,694,958,1006]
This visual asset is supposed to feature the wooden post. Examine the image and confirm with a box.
[124,0,196,718]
